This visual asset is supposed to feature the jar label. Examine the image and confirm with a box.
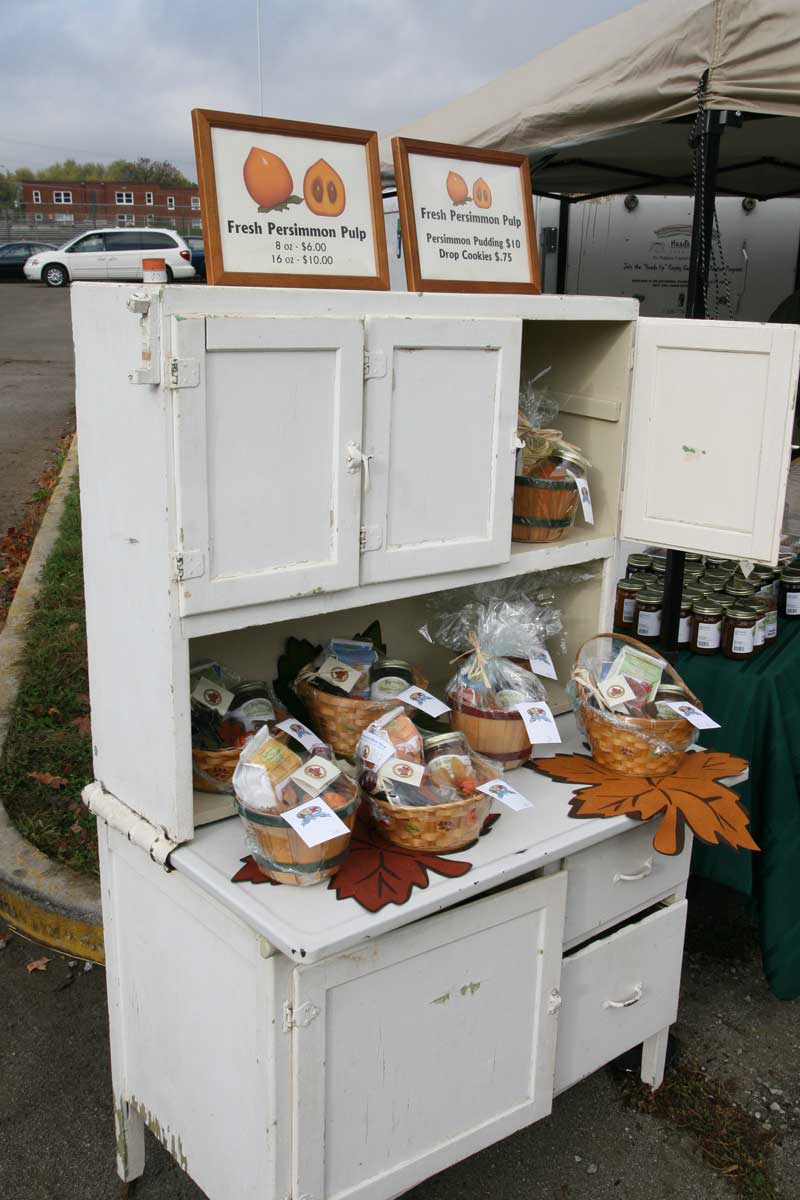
[637,609,661,637]
[787,592,800,616]
[370,676,411,699]
[731,626,754,654]
[753,619,765,647]
[697,622,721,650]
[766,611,779,638]
[622,598,636,623]
[678,614,691,644]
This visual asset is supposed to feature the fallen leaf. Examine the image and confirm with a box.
[71,715,92,737]
[47,706,61,717]
[528,751,756,857]
[0,932,12,950]
[26,957,50,973]
[67,622,78,632]
[29,771,69,789]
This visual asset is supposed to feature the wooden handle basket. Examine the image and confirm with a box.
[295,667,427,758]
[368,758,499,852]
[512,473,579,543]
[573,632,701,777]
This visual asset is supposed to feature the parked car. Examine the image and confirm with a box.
[184,235,206,280]
[0,240,58,280]
[24,228,195,287]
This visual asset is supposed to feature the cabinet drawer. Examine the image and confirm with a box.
[555,899,687,1094]
[563,824,690,948]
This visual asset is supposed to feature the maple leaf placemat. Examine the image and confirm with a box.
[527,751,755,856]
[231,813,502,911]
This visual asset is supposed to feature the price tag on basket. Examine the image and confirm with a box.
[396,686,450,718]
[378,759,425,788]
[280,797,349,848]
[565,470,594,524]
[514,700,561,744]
[191,675,234,716]
[290,755,342,797]
[660,700,721,730]
[477,778,534,811]
[528,648,557,679]
[276,718,324,752]
[314,656,362,693]
[357,729,395,772]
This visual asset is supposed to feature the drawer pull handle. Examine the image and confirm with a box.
[603,984,643,1010]
[614,857,653,883]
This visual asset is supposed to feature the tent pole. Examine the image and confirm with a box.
[556,198,570,293]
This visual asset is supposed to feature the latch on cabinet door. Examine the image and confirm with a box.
[345,442,372,491]
[282,1000,320,1032]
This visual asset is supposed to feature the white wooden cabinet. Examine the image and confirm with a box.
[72,283,790,1200]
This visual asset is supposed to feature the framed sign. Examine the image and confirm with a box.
[392,137,540,294]
[192,109,389,289]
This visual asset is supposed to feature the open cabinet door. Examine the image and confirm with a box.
[359,315,521,584]
[171,315,364,616]
[621,318,800,562]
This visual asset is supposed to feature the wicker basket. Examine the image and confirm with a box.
[295,668,427,758]
[368,756,499,852]
[449,695,532,770]
[236,784,360,886]
[573,633,701,777]
[512,473,579,543]
[192,712,289,794]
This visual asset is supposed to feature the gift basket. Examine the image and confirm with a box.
[426,590,560,769]
[513,374,592,544]
[232,724,359,885]
[291,634,427,758]
[569,633,701,776]
[190,663,288,794]
[356,709,501,852]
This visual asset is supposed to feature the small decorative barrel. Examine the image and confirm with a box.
[512,474,579,543]
[236,787,360,886]
[449,698,531,770]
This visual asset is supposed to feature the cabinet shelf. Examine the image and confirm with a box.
[181,528,616,639]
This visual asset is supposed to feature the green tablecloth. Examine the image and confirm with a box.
[678,619,800,1000]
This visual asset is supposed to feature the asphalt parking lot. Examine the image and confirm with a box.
[0,282,75,534]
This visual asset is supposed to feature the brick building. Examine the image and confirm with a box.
[20,179,201,234]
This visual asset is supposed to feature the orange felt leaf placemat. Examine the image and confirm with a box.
[527,751,756,857]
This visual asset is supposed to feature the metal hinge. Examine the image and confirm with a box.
[166,357,200,389]
[283,1001,320,1032]
[363,349,386,380]
[547,988,562,1015]
[172,550,205,582]
[359,525,383,553]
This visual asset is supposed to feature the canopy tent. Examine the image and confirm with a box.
[379,0,800,202]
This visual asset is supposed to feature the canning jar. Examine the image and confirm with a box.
[615,577,645,629]
[370,659,414,700]
[678,595,693,646]
[780,570,800,619]
[690,600,723,655]
[626,553,652,578]
[722,607,756,660]
[634,589,662,643]
[423,730,472,772]
[725,578,757,601]
[742,597,768,655]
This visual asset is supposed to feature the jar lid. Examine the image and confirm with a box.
[683,583,702,596]
[231,680,272,700]
[704,555,728,566]
[627,553,652,567]
[619,577,645,591]
[552,445,590,472]
[692,600,723,616]
[684,563,704,576]
[656,683,690,698]
[742,597,768,612]
[700,570,730,585]
[711,592,734,609]
[781,568,800,580]
[651,559,667,574]
[726,606,756,620]
[726,579,756,595]
[685,553,702,562]
[639,589,663,602]
[379,659,412,670]
[423,731,464,750]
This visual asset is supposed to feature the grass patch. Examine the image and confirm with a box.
[619,1059,780,1200]
[0,473,97,876]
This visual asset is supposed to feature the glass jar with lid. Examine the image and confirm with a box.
[678,594,693,646]
[700,570,730,590]
[626,553,652,578]
[780,569,800,619]
[722,607,757,660]
[615,577,645,629]
[650,557,667,578]
[726,578,757,601]
[690,600,723,655]
[633,589,662,643]
[742,597,768,655]
[683,562,704,580]
[370,659,414,700]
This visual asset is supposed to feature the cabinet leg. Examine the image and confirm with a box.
[641,1026,670,1091]
[115,1097,145,1183]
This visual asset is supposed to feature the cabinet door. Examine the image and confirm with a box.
[171,315,364,616]
[621,318,800,561]
[290,872,566,1200]
[359,316,522,585]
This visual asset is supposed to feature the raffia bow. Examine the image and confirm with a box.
[517,412,587,474]
[450,630,491,689]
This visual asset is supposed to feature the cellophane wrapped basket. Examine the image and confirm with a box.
[569,633,701,777]
[232,725,359,885]
[295,664,427,758]
[356,709,501,852]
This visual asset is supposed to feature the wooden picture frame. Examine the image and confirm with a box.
[192,108,389,290]
[392,137,540,295]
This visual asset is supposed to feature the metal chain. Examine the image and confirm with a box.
[689,76,733,319]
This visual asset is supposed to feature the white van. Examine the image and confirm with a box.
[24,228,196,287]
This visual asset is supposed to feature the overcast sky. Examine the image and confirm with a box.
[1,0,641,179]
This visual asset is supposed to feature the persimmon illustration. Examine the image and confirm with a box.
[473,177,492,209]
[242,147,294,210]
[446,170,468,204]
[303,159,346,216]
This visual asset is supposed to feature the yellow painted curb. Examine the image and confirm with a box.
[0,883,104,964]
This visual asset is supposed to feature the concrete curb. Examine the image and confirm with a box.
[0,440,104,962]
